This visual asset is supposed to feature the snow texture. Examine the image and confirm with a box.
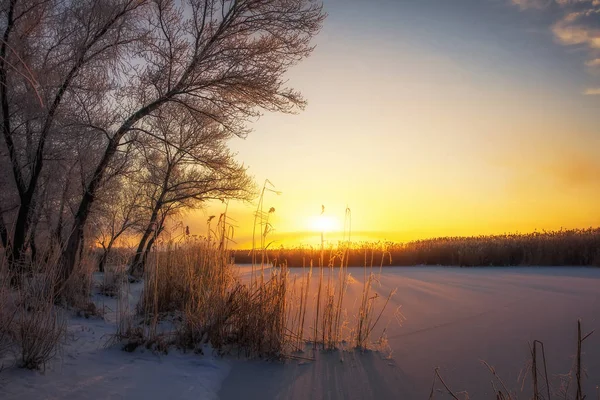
[0,275,230,400]
[2,267,599,399]
[221,266,600,399]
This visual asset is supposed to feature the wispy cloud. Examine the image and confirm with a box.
[583,87,600,94]
[552,9,600,48]
[511,0,552,9]
[585,57,600,66]
[555,0,600,5]
[512,0,600,92]
[544,150,600,187]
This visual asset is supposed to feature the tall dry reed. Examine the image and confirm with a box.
[235,228,600,268]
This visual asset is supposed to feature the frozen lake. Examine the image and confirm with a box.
[2,266,599,400]
[221,266,600,399]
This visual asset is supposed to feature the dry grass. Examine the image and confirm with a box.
[14,256,66,370]
[431,320,597,400]
[234,228,600,267]
[98,266,126,298]
[115,202,398,359]
[116,210,295,358]
[285,208,399,353]
[355,271,396,349]
[429,367,470,400]
[60,249,95,309]
[0,265,16,372]
[0,249,70,371]
[125,244,290,357]
[15,300,66,370]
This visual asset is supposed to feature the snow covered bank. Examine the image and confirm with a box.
[3,267,599,399]
[0,276,231,400]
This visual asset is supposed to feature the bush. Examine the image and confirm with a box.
[98,267,126,298]
[13,257,67,371]
[0,282,16,372]
[16,303,66,370]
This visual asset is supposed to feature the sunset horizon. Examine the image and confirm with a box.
[188,0,600,248]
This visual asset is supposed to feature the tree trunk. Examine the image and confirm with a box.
[60,137,130,281]
[59,100,166,283]
[60,216,84,282]
[129,207,161,277]
[129,160,172,277]
[53,168,72,249]
[0,214,7,249]
[141,233,157,272]
[29,231,37,265]
[98,240,114,273]
[140,217,166,276]
[132,224,152,268]
[0,0,20,266]
[10,194,32,270]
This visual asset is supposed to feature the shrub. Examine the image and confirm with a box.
[12,256,67,371]
[16,302,66,370]
[0,278,16,372]
[98,266,126,298]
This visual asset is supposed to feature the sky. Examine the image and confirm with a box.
[185,0,600,248]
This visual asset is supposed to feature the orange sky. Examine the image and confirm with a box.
[181,0,600,248]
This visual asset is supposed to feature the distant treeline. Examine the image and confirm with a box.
[233,228,600,267]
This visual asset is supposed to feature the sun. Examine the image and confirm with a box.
[309,215,339,233]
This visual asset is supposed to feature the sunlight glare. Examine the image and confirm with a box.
[310,215,339,233]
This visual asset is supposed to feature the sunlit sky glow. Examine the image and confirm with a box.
[185,0,600,248]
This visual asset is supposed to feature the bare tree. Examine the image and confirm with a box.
[92,178,144,273]
[0,0,147,269]
[129,108,254,276]
[60,0,325,282]
[0,0,325,286]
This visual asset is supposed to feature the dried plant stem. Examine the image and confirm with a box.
[481,360,513,400]
[576,319,594,400]
[529,340,551,400]
[429,367,461,400]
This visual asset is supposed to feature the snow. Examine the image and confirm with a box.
[2,267,600,400]
[221,266,600,399]
[0,274,230,400]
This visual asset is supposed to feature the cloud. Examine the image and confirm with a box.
[514,0,600,49]
[555,0,600,5]
[511,0,600,8]
[552,10,600,48]
[544,151,600,187]
[512,0,552,8]
[585,57,600,66]
[513,0,600,93]
[504,147,600,196]
[583,87,600,94]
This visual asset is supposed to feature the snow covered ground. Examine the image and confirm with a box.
[0,275,230,400]
[221,266,600,399]
[1,267,599,399]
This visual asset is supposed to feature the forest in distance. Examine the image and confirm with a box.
[231,228,600,268]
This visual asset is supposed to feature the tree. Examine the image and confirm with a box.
[0,0,147,269]
[92,178,144,273]
[129,108,254,276]
[0,0,325,284]
[60,0,325,281]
